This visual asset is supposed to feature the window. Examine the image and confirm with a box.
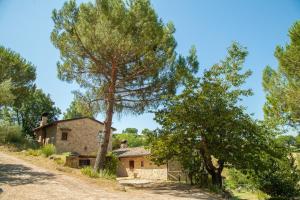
[61,132,68,140]
[141,161,144,167]
[79,159,90,167]
[129,160,134,170]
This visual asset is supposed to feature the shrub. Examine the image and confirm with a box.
[104,152,118,175]
[99,169,116,179]
[54,157,64,165]
[0,122,23,144]
[41,144,56,157]
[81,166,99,178]
[26,149,42,156]
[256,155,300,199]
[225,168,257,191]
[23,135,39,149]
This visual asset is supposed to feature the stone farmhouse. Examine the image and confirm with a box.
[34,115,185,181]
[33,114,115,155]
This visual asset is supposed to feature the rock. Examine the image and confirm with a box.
[115,184,126,192]
[0,188,3,193]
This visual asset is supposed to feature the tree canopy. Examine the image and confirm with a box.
[150,42,279,187]
[51,0,198,170]
[63,93,100,119]
[263,21,300,130]
[0,46,36,108]
[3,89,61,135]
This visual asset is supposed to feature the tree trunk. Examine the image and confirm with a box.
[211,171,222,188]
[199,137,224,188]
[94,59,117,172]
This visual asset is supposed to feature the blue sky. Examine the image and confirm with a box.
[0,0,299,133]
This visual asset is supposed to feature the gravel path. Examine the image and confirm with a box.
[0,151,219,200]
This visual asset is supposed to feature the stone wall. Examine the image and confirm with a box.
[117,156,168,180]
[65,155,96,168]
[55,118,113,155]
[35,118,113,155]
[35,125,57,145]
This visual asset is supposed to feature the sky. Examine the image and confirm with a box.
[0,0,299,133]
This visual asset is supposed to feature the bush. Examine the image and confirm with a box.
[256,156,300,199]
[225,168,258,191]
[23,135,39,149]
[81,166,99,178]
[0,122,23,144]
[100,169,116,179]
[41,144,56,157]
[26,149,42,156]
[104,152,118,175]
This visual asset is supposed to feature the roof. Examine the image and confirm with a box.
[33,117,116,131]
[113,147,151,158]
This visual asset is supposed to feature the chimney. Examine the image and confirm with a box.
[40,112,49,127]
[120,140,128,149]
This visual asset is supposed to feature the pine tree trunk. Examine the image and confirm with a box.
[94,59,117,172]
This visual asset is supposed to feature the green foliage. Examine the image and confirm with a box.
[113,132,146,147]
[151,42,272,187]
[63,93,100,119]
[12,89,61,135]
[104,152,118,175]
[81,166,116,179]
[81,166,100,178]
[263,21,300,129]
[295,134,300,149]
[122,128,138,134]
[225,168,257,191]
[50,0,196,115]
[51,0,198,169]
[0,79,15,106]
[274,135,296,147]
[256,154,300,199]
[26,149,42,156]
[0,46,36,108]
[98,169,117,180]
[0,122,23,144]
[113,128,154,149]
[41,144,56,157]
[112,136,121,150]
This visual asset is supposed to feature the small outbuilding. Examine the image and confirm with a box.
[113,141,185,181]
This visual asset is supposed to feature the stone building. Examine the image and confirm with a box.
[33,115,115,155]
[113,141,185,181]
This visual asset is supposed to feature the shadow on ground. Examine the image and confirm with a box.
[0,163,55,186]
[129,182,221,200]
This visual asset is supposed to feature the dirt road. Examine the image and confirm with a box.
[0,152,219,200]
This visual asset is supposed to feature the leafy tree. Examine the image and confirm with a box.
[151,42,276,187]
[51,0,198,170]
[0,46,36,108]
[0,80,15,106]
[12,89,61,135]
[114,132,145,147]
[295,134,300,148]
[274,135,296,147]
[263,21,300,129]
[255,153,300,199]
[122,128,138,134]
[112,135,121,150]
[63,93,100,119]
